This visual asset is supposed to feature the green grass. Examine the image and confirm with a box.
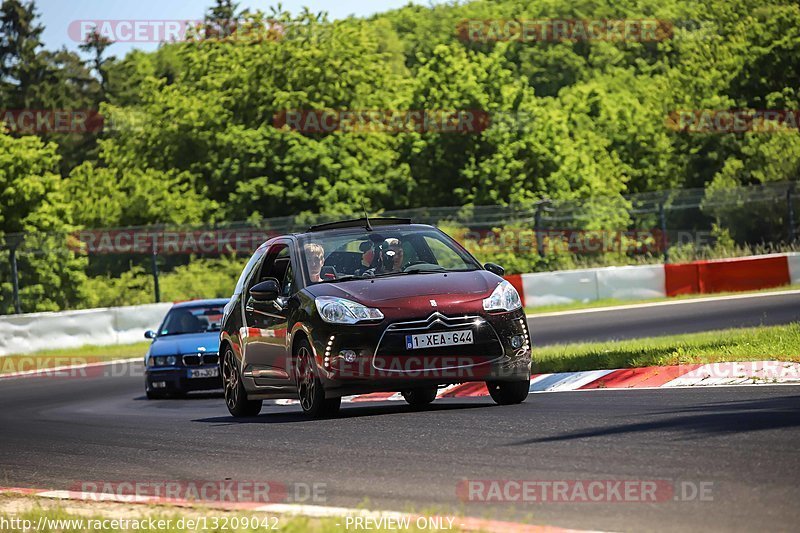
[0,342,149,375]
[525,284,800,314]
[532,323,800,373]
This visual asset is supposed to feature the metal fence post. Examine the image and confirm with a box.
[10,245,21,314]
[787,183,796,244]
[534,199,551,257]
[659,202,669,263]
[151,240,161,304]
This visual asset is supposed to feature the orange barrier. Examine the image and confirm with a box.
[664,263,699,296]
[666,255,790,296]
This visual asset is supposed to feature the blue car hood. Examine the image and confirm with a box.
[148,332,220,356]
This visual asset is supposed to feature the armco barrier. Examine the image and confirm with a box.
[595,265,665,300]
[0,303,171,357]
[787,253,800,285]
[698,255,789,293]
[515,253,795,308]
[0,253,795,354]
[519,265,666,307]
[522,268,600,307]
[665,255,790,296]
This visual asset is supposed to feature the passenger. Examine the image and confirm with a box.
[304,243,325,282]
[381,238,405,273]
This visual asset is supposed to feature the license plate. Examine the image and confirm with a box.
[405,330,473,350]
[188,367,219,379]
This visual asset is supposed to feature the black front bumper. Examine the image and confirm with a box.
[313,309,531,396]
[145,365,222,394]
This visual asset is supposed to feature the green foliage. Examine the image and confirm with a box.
[0,129,87,313]
[80,256,245,309]
[533,323,800,373]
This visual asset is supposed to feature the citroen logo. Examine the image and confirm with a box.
[430,299,437,307]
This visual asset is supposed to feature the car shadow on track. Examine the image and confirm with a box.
[506,394,800,446]
[192,401,495,425]
[133,391,224,401]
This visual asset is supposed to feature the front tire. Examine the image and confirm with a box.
[222,346,262,417]
[294,339,340,418]
[401,387,438,407]
[486,380,530,405]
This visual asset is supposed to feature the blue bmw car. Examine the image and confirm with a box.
[144,299,228,399]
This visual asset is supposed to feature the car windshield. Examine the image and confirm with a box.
[297,226,480,285]
[158,305,225,337]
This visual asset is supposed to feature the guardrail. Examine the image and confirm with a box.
[0,303,171,357]
[1,253,797,357]
[507,252,800,307]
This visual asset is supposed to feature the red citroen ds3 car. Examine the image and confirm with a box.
[219,218,531,418]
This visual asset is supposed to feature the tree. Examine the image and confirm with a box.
[0,129,87,313]
[79,29,115,100]
[0,0,45,108]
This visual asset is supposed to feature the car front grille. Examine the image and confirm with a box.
[182,353,219,366]
[373,312,504,369]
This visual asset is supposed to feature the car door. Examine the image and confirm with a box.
[242,241,293,385]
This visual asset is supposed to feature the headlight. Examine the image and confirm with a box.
[315,296,384,324]
[482,280,522,312]
[149,356,174,367]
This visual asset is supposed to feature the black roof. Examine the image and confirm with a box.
[306,217,412,233]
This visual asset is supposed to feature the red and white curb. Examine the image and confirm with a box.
[0,487,586,533]
[275,360,800,405]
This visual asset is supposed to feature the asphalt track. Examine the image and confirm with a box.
[1,294,799,532]
[529,291,800,345]
[1,364,799,532]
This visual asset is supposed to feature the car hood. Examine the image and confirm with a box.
[148,332,221,356]
[306,270,502,307]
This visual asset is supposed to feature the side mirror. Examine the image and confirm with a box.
[484,263,505,277]
[250,279,281,302]
[144,330,157,339]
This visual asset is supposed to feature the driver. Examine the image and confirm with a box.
[380,238,405,273]
[304,243,325,282]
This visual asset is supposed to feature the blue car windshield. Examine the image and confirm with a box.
[158,305,225,337]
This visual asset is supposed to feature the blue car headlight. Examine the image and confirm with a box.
[148,355,178,367]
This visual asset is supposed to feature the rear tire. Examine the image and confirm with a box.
[401,387,438,407]
[486,380,529,405]
[222,346,262,417]
[294,339,340,418]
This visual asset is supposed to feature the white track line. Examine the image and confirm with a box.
[526,289,800,318]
